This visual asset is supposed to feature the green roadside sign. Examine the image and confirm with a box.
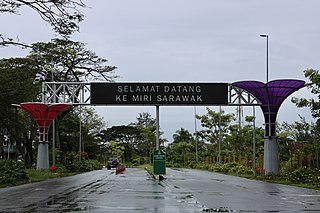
[153,149,166,175]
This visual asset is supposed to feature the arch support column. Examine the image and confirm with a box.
[232,80,305,175]
[264,138,279,174]
[13,103,73,170]
[37,142,49,170]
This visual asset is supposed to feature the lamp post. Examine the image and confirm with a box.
[260,34,271,138]
[260,34,269,82]
[194,106,198,162]
[218,106,222,163]
[253,106,256,176]
[52,71,56,166]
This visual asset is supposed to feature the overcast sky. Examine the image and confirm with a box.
[1,0,319,141]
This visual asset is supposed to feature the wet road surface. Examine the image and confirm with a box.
[166,168,320,212]
[0,168,319,212]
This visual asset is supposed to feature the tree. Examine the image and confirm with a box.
[0,57,41,167]
[132,112,166,161]
[80,107,106,160]
[172,128,194,144]
[195,107,234,161]
[292,69,320,119]
[291,68,320,169]
[226,123,264,162]
[101,125,142,162]
[29,39,118,82]
[167,128,196,166]
[1,0,86,47]
[196,107,234,145]
[134,112,156,128]
[56,106,106,165]
[101,125,141,144]
[278,117,320,170]
[107,141,125,162]
[167,141,194,166]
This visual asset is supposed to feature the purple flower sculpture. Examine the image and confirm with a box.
[232,80,305,137]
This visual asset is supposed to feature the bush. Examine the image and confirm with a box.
[188,161,198,169]
[315,172,320,188]
[208,162,241,173]
[281,158,299,174]
[0,160,29,185]
[230,165,253,175]
[56,165,68,173]
[287,166,315,184]
[66,160,103,172]
[166,162,181,168]
[195,163,210,170]
[131,158,140,166]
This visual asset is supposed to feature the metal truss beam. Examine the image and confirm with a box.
[42,82,91,105]
[229,84,261,106]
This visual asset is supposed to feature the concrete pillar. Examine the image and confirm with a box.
[37,142,49,170]
[263,138,279,174]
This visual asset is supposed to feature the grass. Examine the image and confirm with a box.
[27,169,79,182]
[0,169,79,187]
[223,172,320,190]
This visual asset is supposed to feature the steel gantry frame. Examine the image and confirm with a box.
[42,82,91,105]
[41,82,260,175]
[42,82,261,106]
[229,84,260,106]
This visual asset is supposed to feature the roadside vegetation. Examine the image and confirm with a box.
[0,159,104,187]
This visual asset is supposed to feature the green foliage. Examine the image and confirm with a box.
[0,160,29,185]
[195,163,210,170]
[135,112,156,128]
[76,160,103,172]
[207,162,252,175]
[280,158,299,174]
[108,141,125,161]
[173,128,194,143]
[57,107,106,165]
[226,124,264,155]
[102,125,142,144]
[1,0,86,37]
[66,160,103,173]
[167,141,194,165]
[292,69,320,118]
[0,58,40,168]
[131,112,166,161]
[101,125,142,162]
[196,107,234,144]
[30,39,117,82]
[26,169,59,182]
[287,166,316,185]
[229,164,253,175]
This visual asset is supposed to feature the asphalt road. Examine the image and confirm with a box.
[0,168,319,212]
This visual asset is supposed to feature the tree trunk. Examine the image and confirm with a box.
[24,138,34,168]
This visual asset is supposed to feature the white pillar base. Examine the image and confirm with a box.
[37,142,49,170]
[263,138,279,174]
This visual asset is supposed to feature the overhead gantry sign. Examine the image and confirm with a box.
[90,82,229,106]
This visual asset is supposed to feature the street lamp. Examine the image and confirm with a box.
[260,34,269,82]
[260,34,271,138]
[194,106,198,162]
